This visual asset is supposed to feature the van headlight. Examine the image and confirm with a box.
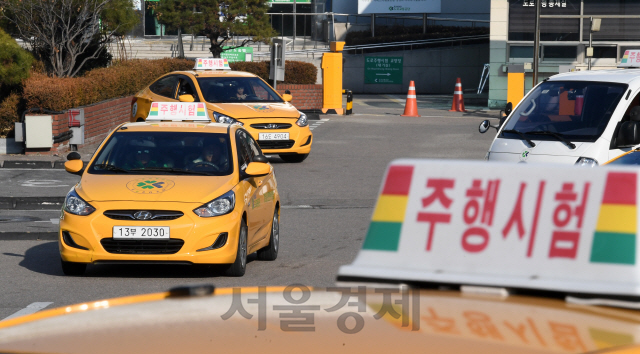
[575,157,598,167]
[296,112,308,127]
[194,190,236,217]
[213,112,243,126]
[64,187,95,216]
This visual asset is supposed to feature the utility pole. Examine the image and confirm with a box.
[532,0,541,88]
[293,0,296,46]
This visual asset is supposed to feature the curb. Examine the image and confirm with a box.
[0,161,89,169]
[0,232,57,240]
[0,197,64,210]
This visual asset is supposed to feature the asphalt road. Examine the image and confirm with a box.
[0,96,497,319]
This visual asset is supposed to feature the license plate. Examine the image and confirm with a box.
[113,226,170,240]
[259,132,289,141]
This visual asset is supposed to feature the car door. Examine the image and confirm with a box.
[236,130,271,246]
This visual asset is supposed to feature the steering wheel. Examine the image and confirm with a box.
[187,161,221,172]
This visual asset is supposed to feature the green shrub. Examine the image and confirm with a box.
[0,92,21,137]
[230,60,317,84]
[0,28,33,91]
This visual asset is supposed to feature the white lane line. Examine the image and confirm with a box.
[282,205,313,209]
[2,302,53,321]
[309,119,329,131]
[382,94,406,105]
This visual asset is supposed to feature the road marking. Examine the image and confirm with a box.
[21,180,69,188]
[382,94,406,105]
[34,218,60,224]
[310,119,329,131]
[2,302,53,321]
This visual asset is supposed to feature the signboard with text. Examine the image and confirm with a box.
[221,47,254,63]
[358,0,441,14]
[340,159,640,297]
[364,57,403,84]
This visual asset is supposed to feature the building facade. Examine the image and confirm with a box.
[489,0,640,108]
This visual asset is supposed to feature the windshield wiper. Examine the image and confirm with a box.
[525,131,576,149]
[501,129,536,147]
[128,167,211,176]
[94,164,130,173]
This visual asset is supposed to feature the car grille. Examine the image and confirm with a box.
[100,239,184,254]
[250,123,292,129]
[258,140,295,149]
[103,210,183,221]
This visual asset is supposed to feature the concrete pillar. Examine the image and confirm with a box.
[488,0,508,109]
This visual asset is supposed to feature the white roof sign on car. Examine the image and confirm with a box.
[193,58,231,70]
[145,102,211,122]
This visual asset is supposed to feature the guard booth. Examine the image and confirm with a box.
[270,39,285,89]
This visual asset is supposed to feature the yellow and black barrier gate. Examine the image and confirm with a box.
[343,89,353,115]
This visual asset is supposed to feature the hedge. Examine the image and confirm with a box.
[345,25,489,46]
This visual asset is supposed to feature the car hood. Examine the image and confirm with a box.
[77,174,237,203]
[206,102,300,119]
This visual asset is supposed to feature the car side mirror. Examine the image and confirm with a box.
[179,94,195,103]
[245,162,270,177]
[67,152,81,161]
[65,160,84,175]
[478,119,500,134]
[282,94,293,102]
[617,121,640,148]
[504,102,513,116]
[285,90,291,95]
[252,155,269,163]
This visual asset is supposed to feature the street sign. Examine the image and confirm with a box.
[364,57,403,84]
[221,46,254,63]
[358,0,441,14]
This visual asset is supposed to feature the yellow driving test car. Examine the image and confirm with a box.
[60,102,280,277]
[131,58,312,163]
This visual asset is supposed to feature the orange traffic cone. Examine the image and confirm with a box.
[401,81,420,117]
[449,78,467,112]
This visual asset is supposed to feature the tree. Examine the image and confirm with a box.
[0,0,139,78]
[154,0,276,58]
[0,28,32,92]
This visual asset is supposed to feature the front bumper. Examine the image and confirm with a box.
[59,201,241,265]
[239,118,313,155]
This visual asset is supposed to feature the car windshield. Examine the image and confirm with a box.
[88,131,233,176]
[197,77,283,103]
[502,81,627,142]
[608,151,640,165]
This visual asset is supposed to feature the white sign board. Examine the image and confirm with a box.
[358,0,441,14]
[146,102,211,122]
[194,58,231,70]
[620,50,640,68]
[339,159,640,297]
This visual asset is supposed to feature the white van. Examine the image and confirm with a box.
[480,69,640,166]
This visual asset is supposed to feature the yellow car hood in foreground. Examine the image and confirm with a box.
[77,174,237,203]
[208,102,300,119]
[1,286,640,354]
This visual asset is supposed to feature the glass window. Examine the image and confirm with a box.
[502,81,627,142]
[88,131,233,176]
[510,46,533,59]
[509,0,580,41]
[544,46,577,60]
[177,78,200,102]
[236,130,252,171]
[150,76,179,99]
[592,46,617,59]
[197,77,283,103]
[584,0,640,41]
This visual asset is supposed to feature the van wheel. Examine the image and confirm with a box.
[257,208,279,261]
[61,259,86,276]
[280,154,308,163]
[224,219,248,277]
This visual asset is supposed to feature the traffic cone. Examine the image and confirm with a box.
[449,78,467,112]
[401,81,420,117]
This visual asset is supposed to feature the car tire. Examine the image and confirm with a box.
[224,219,248,277]
[279,154,308,163]
[60,259,86,276]
[257,208,279,261]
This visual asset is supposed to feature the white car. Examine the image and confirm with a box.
[480,68,640,166]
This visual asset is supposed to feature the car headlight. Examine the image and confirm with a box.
[64,187,95,216]
[575,157,598,167]
[213,111,243,126]
[296,112,308,127]
[194,190,236,217]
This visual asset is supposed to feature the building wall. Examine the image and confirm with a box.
[489,0,508,109]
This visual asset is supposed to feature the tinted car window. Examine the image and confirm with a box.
[177,78,199,102]
[88,131,233,176]
[197,77,283,103]
[150,76,179,99]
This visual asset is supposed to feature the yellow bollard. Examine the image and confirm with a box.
[507,64,525,108]
[322,41,345,114]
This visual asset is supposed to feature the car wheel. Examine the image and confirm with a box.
[279,154,308,163]
[224,218,248,277]
[257,208,279,261]
[60,259,86,276]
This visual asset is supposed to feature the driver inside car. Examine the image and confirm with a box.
[191,144,228,170]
